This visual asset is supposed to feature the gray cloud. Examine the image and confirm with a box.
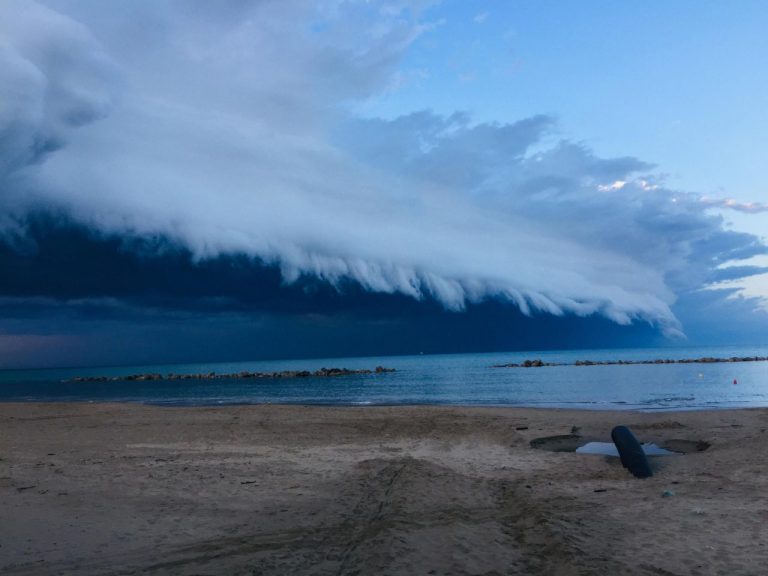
[1,0,766,339]
[0,0,115,176]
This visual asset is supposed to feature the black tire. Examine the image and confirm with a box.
[611,425,653,478]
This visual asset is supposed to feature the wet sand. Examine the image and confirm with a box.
[1,403,767,575]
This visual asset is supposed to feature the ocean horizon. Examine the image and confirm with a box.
[2,345,767,411]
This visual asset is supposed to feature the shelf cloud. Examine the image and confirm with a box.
[2,0,766,340]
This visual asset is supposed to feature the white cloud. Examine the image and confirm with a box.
[700,196,768,213]
[597,180,626,191]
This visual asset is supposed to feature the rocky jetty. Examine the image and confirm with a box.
[493,356,768,368]
[492,359,564,368]
[65,366,395,383]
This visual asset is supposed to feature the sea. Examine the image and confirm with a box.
[1,345,767,411]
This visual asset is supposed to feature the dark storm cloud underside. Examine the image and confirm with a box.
[0,216,660,361]
[1,214,452,316]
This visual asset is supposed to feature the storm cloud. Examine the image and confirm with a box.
[1,0,766,349]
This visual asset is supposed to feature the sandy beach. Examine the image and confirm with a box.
[1,403,767,575]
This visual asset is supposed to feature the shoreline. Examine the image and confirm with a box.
[2,403,767,574]
[3,399,768,412]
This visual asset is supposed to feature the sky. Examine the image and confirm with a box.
[0,0,766,368]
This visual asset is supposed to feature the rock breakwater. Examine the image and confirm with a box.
[65,366,396,383]
[493,356,768,368]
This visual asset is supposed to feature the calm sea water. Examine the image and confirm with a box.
[1,346,767,411]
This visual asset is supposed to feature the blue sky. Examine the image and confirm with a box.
[0,0,766,367]
[364,1,768,218]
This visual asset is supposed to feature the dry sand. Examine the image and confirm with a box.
[1,403,767,575]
